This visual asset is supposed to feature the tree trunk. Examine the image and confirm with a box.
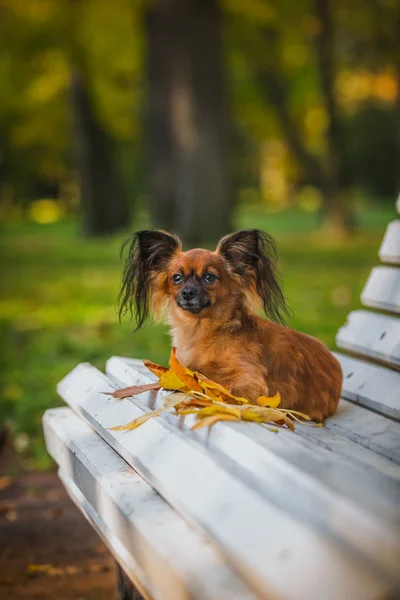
[70,69,129,236]
[68,0,129,237]
[314,0,352,232]
[145,0,232,246]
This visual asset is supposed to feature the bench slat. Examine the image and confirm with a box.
[336,310,400,368]
[56,363,400,595]
[59,471,151,600]
[361,266,400,314]
[335,352,400,420]
[106,360,400,499]
[379,221,400,265]
[44,407,255,600]
[107,356,400,470]
[323,398,400,464]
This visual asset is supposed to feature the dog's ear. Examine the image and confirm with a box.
[217,229,291,325]
[118,230,181,329]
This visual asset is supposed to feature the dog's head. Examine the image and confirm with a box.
[118,229,290,328]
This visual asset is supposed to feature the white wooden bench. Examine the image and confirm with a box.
[43,200,400,600]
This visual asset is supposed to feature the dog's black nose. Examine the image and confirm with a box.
[181,287,198,299]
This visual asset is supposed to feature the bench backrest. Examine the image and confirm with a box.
[336,200,400,420]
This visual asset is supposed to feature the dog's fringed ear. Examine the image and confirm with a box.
[118,230,181,329]
[217,229,291,325]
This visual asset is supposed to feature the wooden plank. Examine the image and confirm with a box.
[379,221,400,265]
[107,356,400,471]
[335,352,400,420]
[59,471,150,600]
[336,310,400,369]
[361,266,400,314]
[44,407,255,600]
[57,363,400,597]
[318,398,400,465]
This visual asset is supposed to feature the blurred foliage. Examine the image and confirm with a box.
[0,0,399,219]
[0,0,399,468]
[0,205,397,469]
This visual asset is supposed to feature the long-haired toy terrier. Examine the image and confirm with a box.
[118,229,342,421]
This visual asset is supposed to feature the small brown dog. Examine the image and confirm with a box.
[119,229,342,421]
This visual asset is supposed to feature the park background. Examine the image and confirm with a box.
[0,0,399,471]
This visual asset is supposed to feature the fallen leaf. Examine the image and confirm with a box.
[88,563,109,573]
[240,410,264,423]
[106,382,160,399]
[283,416,295,431]
[195,373,249,404]
[176,397,214,409]
[158,369,187,391]
[143,359,169,377]
[169,348,202,392]
[195,405,241,419]
[109,412,154,431]
[109,393,183,431]
[28,564,52,574]
[256,392,281,408]
[191,414,238,430]
[0,476,12,492]
[5,509,17,522]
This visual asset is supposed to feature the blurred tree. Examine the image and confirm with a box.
[69,69,129,235]
[1,0,399,233]
[0,0,70,211]
[144,0,233,245]
[225,0,399,229]
[253,0,352,230]
[68,0,129,236]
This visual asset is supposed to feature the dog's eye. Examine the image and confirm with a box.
[203,272,217,284]
[172,273,183,284]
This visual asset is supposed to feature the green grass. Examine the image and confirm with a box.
[0,205,396,469]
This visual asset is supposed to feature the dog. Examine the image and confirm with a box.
[118,229,342,421]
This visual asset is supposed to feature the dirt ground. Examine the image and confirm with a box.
[0,469,117,600]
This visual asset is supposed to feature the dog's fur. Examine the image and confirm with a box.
[119,229,342,421]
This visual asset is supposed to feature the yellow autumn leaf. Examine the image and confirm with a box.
[196,374,249,404]
[143,359,169,378]
[191,414,238,430]
[109,393,183,430]
[169,348,203,392]
[195,405,241,419]
[256,392,281,408]
[240,409,264,423]
[109,412,154,431]
[158,369,187,390]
